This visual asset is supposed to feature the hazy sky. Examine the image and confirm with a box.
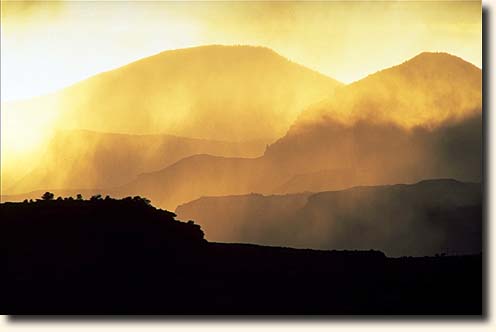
[1,0,481,101]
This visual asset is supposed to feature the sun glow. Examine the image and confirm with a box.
[1,1,202,101]
[1,1,481,102]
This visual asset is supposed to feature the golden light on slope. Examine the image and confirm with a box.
[1,0,201,101]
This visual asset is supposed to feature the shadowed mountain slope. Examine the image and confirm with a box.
[264,52,482,176]
[110,52,481,209]
[265,112,482,186]
[108,109,481,210]
[176,179,482,257]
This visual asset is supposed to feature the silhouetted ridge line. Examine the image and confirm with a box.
[1,195,206,245]
[312,178,473,195]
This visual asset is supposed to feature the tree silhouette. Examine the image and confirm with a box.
[137,196,151,205]
[76,194,83,201]
[90,194,103,201]
[41,192,54,201]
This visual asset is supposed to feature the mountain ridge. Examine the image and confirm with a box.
[176,178,482,257]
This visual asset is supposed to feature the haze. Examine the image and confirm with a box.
[0,1,482,258]
[1,0,481,101]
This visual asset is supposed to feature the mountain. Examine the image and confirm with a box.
[97,52,481,209]
[264,112,482,185]
[273,168,372,194]
[5,130,266,194]
[109,154,280,209]
[2,52,482,209]
[264,52,482,176]
[2,45,341,195]
[2,45,341,143]
[176,179,482,257]
[292,52,481,128]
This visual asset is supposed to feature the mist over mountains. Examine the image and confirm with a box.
[2,45,341,194]
[3,45,341,141]
[55,50,480,210]
[0,0,484,313]
[265,52,482,179]
[1,46,482,256]
[292,52,481,129]
[7,130,266,194]
[176,179,481,257]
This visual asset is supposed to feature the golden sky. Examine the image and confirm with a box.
[1,0,481,101]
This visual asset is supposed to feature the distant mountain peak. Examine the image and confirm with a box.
[409,51,474,63]
[399,51,481,70]
[353,51,481,86]
[146,44,281,61]
[284,48,482,135]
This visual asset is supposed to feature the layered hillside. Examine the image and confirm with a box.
[6,130,265,194]
[2,45,341,194]
[102,53,482,209]
[265,112,482,187]
[3,52,482,211]
[265,52,482,177]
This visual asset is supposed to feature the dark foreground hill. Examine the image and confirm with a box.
[2,198,481,314]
